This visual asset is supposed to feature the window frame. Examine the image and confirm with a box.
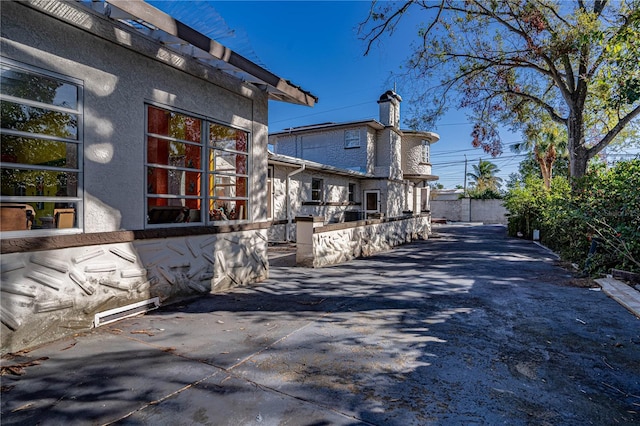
[0,58,84,237]
[421,140,431,164]
[144,103,251,228]
[311,178,323,202]
[344,129,360,149]
[348,183,356,202]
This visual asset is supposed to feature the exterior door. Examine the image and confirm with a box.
[364,190,380,216]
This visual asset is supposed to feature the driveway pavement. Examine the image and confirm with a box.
[1,224,639,425]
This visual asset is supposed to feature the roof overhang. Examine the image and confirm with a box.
[403,174,440,183]
[268,152,371,178]
[401,130,440,143]
[82,0,317,107]
[270,119,385,136]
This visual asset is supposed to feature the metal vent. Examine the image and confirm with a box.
[94,297,160,327]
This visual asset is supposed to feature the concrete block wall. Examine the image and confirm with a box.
[430,198,508,224]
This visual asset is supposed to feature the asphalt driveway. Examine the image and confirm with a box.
[1,224,639,425]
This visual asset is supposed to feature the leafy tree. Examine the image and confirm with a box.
[512,120,567,188]
[361,0,640,181]
[466,159,502,192]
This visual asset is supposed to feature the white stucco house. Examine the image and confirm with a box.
[0,0,316,354]
[267,90,441,242]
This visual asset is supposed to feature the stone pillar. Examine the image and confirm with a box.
[461,197,471,222]
[296,216,324,267]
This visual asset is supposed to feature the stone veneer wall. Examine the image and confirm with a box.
[1,230,268,355]
[296,215,431,268]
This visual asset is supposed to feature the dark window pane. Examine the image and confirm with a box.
[366,192,378,211]
[1,65,78,109]
[1,101,78,139]
[147,202,196,224]
[1,135,78,168]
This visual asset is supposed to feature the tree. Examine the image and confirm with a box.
[361,0,640,181]
[466,159,502,192]
[512,120,567,188]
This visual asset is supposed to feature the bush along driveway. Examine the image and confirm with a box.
[1,224,639,425]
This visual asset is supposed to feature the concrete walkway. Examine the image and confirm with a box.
[1,224,639,425]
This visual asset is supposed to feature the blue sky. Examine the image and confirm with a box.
[149,1,526,188]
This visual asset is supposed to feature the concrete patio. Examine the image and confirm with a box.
[1,224,638,425]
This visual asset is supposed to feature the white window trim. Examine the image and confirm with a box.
[344,129,360,149]
[421,140,431,164]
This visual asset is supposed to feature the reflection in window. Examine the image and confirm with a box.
[208,124,249,222]
[146,105,250,225]
[0,60,82,233]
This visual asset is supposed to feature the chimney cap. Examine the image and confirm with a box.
[378,90,402,103]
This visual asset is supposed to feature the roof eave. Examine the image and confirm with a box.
[104,0,317,107]
[270,119,384,135]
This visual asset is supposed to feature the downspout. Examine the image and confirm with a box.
[286,164,305,242]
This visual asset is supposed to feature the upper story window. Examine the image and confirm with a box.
[1,59,82,235]
[421,140,431,164]
[344,129,360,148]
[146,104,249,226]
[311,178,323,201]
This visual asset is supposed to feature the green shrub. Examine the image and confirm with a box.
[504,159,640,274]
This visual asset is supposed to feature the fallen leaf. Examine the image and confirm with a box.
[0,357,49,376]
[130,330,155,336]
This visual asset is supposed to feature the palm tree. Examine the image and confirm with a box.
[467,159,502,192]
[512,122,567,189]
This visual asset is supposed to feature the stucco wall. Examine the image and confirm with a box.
[272,126,371,173]
[430,198,508,224]
[268,164,363,241]
[402,135,432,177]
[470,199,508,224]
[430,200,465,222]
[1,1,271,354]
[1,1,267,233]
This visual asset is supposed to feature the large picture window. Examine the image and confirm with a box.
[0,59,82,233]
[145,105,249,225]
